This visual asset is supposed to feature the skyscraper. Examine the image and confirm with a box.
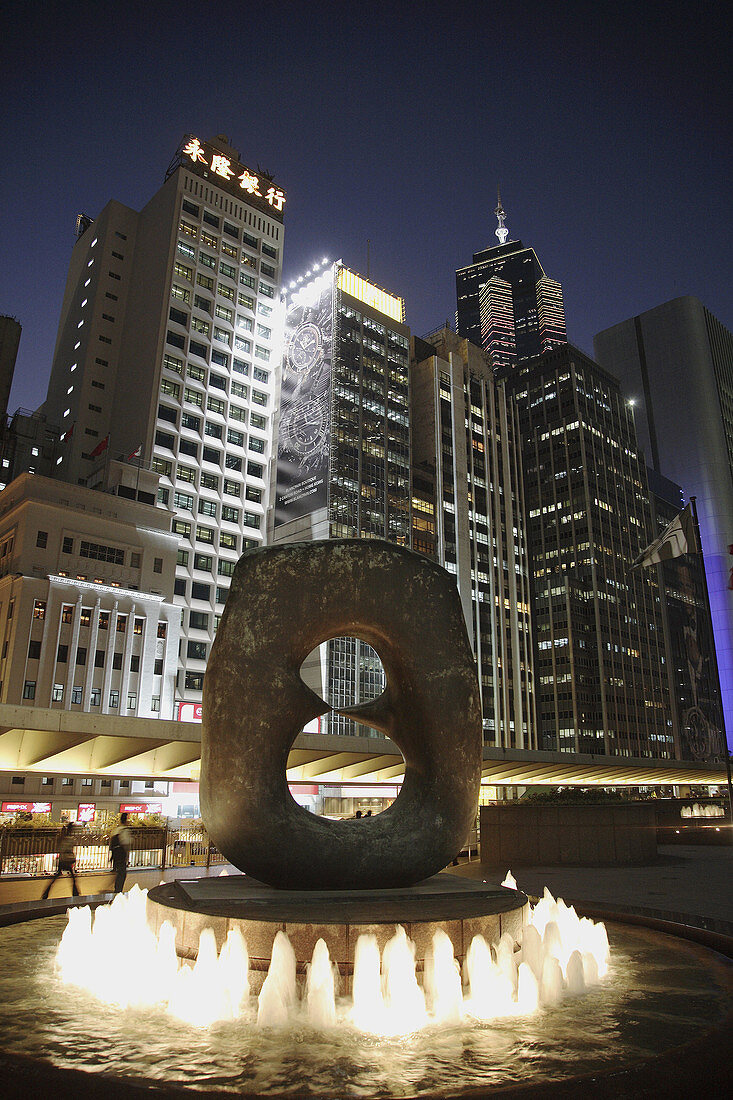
[503,344,673,758]
[456,198,566,371]
[594,297,733,748]
[43,134,286,711]
[273,262,411,734]
[411,328,536,749]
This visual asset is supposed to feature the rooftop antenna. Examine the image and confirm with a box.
[495,187,509,245]
[366,238,370,279]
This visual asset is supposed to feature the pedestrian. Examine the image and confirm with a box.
[42,823,81,899]
[109,812,132,894]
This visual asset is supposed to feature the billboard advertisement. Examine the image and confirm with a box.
[1,801,52,814]
[175,701,203,723]
[275,270,334,526]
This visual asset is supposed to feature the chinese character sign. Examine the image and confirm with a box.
[181,136,286,212]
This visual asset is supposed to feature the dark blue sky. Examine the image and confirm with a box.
[2,0,731,412]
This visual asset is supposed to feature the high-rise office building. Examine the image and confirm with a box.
[411,328,536,749]
[503,344,673,758]
[594,297,733,748]
[456,199,566,371]
[43,134,286,711]
[273,262,410,735]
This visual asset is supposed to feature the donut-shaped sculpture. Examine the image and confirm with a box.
[201,540,482,889]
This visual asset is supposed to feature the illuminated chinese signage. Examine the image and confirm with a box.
[120,802,162,815]
[336,266,404,323]
[180,136,286,216]
[175,701,202,723]
[1,801,52,814]
[77,803,96,823]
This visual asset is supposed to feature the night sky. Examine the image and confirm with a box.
[1,0,731,413]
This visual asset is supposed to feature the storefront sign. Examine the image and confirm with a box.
[119,802,162,815]
[77,803,96,823]
[1,801,52,814]
[175,701,202,723]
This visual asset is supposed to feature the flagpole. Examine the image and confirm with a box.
[135,446,141,500]
[690,495,733,835]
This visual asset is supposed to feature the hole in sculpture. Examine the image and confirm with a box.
[300,636,386,726]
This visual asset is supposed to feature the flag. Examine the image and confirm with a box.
[128,444,142,461]
[89,434,109,459]
[60,422,74,442]
[631,504,699,570]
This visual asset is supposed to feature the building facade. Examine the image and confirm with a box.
[0,408,60,489]
[504,345,673,758]
[411,328,536,749]
[456,203,566,371]
[0,316,21,426]
[42,134,286,709]
[272,263,411,735]
[0,471,180,717]
[594,297,733,749]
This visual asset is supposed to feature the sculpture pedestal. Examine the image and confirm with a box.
[147,874,529,992]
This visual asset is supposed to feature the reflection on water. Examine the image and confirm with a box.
[0,912,728,1096]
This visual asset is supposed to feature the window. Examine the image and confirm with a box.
[254,365,270,380]
[216,585,230,604]
[61,776,73,787]
[164,353,184,375]
[192,317,210,335]
[223,221,239,239]
[95,649,105,668]
[260,263,276,279]
[33,600,46,620]
[249,437,265,454]
[220,531,237,551]
[218,283,235,302]
[204,422,223,440]
[200,471,219,490]
[203,210,219,228]
[235,335,251,353]
[242,231,258,248]
[130,553,141,569]
[200,251,217,269]
[177,549,189,567]
[251,412,267,430]
[171,283,190,303]
[153,557,163,574]
[232,359,249,377]
[244,512,261,529]
[172,519,191,538]
[127,693,137,710]
[207,396,226,415]
[222,505,239,523]
[71,687,83,704]
[113,652,123,670]
[178,219,197,239]
[189,611,209,630]
[57,644,68,662]
[52,684,64,702]
[174,578,187,596]
[129,654,140,674]
[194,553,212,571]
[151,696,160,712]
[91,688,101,706]
[197,272,214,291]
[187,640,208,660]
[23,680,36,700]
[213,328,230,346]
[231,380,248,398]
[169,306,188,327]
[161,378,181,398]
[152,457,172,478]
[199,498,217,518]
[189,339,208,359]
[202,447,220,465]
[174,490,194,511]
[219,261,236,280]
[262,243,278,260]
[182,199,199,216]
[222,240,237,259]
[157,622,167,639]
[227,428,244,446]
[166,330,185,350]
[225,454,242,472]
[187,363,206,382]
[185,672,205,691]
[181,413,201,433]
[252,389,268,407]
[109,690,119,708]
[41,776,53,786]
[154,658,164,675]
[246,485,262,504]
[62,536,74,554]
[196,525,215,544]
[194,293,212,313]
[215,303,233,323]
[116,615,127,634]
[238,292,254,310]
[259,281,274,298]
[218,559,236,577]
[230,404,246,422]
[201,230,218,248]
[223,479,241,497]
[191,581,210,600]
[174,261,193,282]
[184,387,203,408]
[98,612,109,630]
[257,323,271,340]
[133,618,143,635]
[155,430,175,451]
[76,647,87,665]
[36,530,48,548]
[80,540,125,565]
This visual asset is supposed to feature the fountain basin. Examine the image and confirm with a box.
[147,873,529,990]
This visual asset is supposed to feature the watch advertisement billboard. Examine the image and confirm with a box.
[275,271,334,526]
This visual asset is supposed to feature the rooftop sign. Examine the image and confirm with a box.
[176,135,286,220]
[336,266,404,324]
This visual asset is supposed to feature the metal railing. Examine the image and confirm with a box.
[0,826,226,878]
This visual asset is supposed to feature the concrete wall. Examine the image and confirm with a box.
[480,802,657,866]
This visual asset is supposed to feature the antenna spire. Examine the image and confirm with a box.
[495,187,509,245]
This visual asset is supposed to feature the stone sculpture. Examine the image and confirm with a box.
[201,540,482,889]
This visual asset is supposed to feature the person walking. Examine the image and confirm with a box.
[42,823,81,899]
[109,812,132,894]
